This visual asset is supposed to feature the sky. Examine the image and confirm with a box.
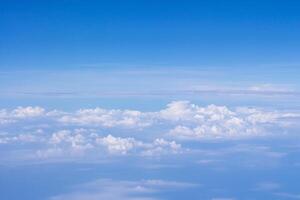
[1,1,300,200]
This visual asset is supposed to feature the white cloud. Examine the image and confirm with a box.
[1,102,298,140]
[164,101,300,139]
[0,101,299,162]
[97,135,182,156]
[52,101,300,140]
[31,129,183,160]
[97,134,143,155]
[49,130,94,152]
[11,106,45,118]
[58,108,153,128]
[141,138,182,156]
[34,129,95,159]
[0,106,45,125]
[160,101,195,121]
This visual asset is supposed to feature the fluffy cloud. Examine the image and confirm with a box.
[141,138,182,156]
[49,130,94,151]
[97,134,143,155]
[164,101,299,139]
[0,106,45,124]
[58,108,154,128]
[0,101,299,161]
[54,101,299,140]
[11,106,45,118]
[34,129,182,159]
[160,101,195,121]
[163,102,250,139]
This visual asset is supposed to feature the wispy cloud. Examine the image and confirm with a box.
[254,181,281,191]
[50,179,198,200]
[273,192,300,199]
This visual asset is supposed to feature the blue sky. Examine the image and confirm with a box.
[1,1,300,200]
[1,0,300,69]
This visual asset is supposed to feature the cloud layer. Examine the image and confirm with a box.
[0,101,299,161]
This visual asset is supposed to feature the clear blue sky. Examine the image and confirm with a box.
[1,0,300,70]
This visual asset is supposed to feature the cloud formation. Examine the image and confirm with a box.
[59,108,153,128]
[30,129,182,160]
[0,101,299,162]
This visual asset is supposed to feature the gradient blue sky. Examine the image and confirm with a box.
[1,0,300,69]
[1,1,300,200]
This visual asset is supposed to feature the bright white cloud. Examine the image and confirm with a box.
[0,101,299,143]
[31,129,183,160]
[54,101,299,140]
[97,134,143,155]
[58,108,154,128]
[1,102,298,137]
[0,106,45,125]
[96,135,182,156]
[160,101,195,121]
[141,138,182,156]
[164,101,299,139]
[11,106,45,118]
[0,101,299,162]
[49,130,94,151]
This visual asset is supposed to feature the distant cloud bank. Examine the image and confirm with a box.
[0,101,299,162]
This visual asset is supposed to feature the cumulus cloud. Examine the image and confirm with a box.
[141,138,182,156]
[0,101,300,145]
[49,130,94,152]
[0,101,299,162]
[160,101,195,121]
[33,129,183,160]
[97,134,143,155]
[58,108,154,128]
[54,101,300,140]
[11,106,45,118]
[0,106,45,124]
[164,101,290,139]
[1,101,299,142]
